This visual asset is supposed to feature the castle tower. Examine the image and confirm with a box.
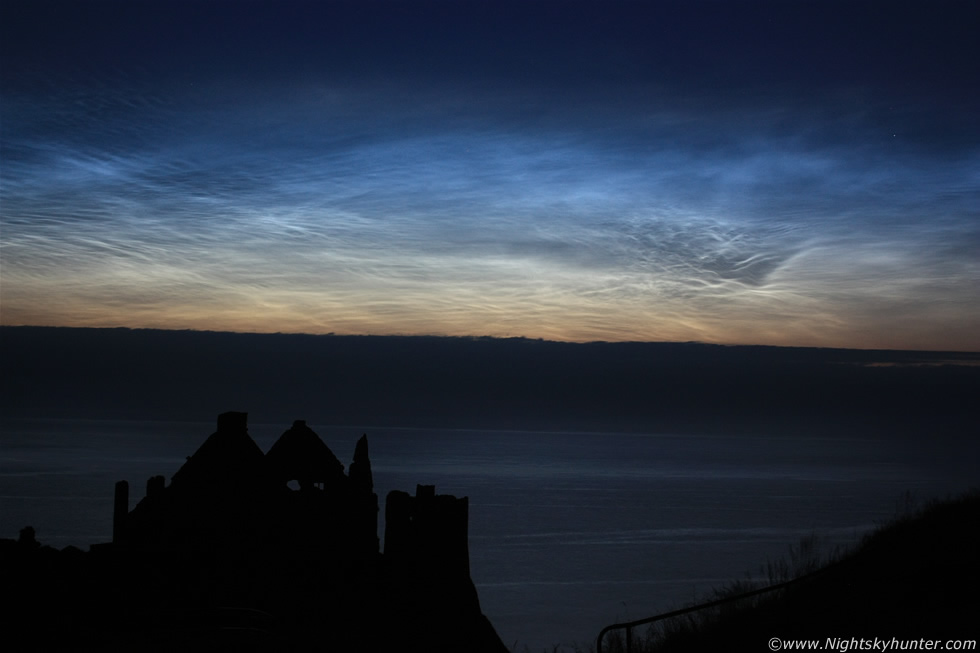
[384,484,470,578]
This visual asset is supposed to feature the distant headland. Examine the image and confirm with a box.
[2,326,978,434]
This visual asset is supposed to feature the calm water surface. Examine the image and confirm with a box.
[1,419,975,651]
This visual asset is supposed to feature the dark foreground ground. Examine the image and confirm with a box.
[599,490,980,652]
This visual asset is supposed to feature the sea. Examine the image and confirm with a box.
[1,418,976,652]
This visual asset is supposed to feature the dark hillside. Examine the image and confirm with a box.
[608,491,980,652]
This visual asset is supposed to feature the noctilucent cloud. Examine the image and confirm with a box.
[2,1,978,350]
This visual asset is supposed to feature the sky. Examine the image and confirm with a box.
[2,0,978,351]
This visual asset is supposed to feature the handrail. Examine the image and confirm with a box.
[596,560,843,653]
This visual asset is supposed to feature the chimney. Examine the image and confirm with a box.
[113,480,129,544]
[217,411,248,433]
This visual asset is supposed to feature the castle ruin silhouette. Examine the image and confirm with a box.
[3,412,507,652]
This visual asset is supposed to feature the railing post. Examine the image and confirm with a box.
[626,624,633,653]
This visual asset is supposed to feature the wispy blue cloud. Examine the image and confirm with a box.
[2,1,978,349]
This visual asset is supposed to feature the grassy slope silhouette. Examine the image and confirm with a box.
[596,490,980,652]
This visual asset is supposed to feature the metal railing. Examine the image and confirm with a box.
[596,561,841,653]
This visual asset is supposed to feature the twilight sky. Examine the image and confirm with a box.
[2,0,978,350]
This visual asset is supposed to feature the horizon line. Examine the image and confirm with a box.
[4,323,979,356]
